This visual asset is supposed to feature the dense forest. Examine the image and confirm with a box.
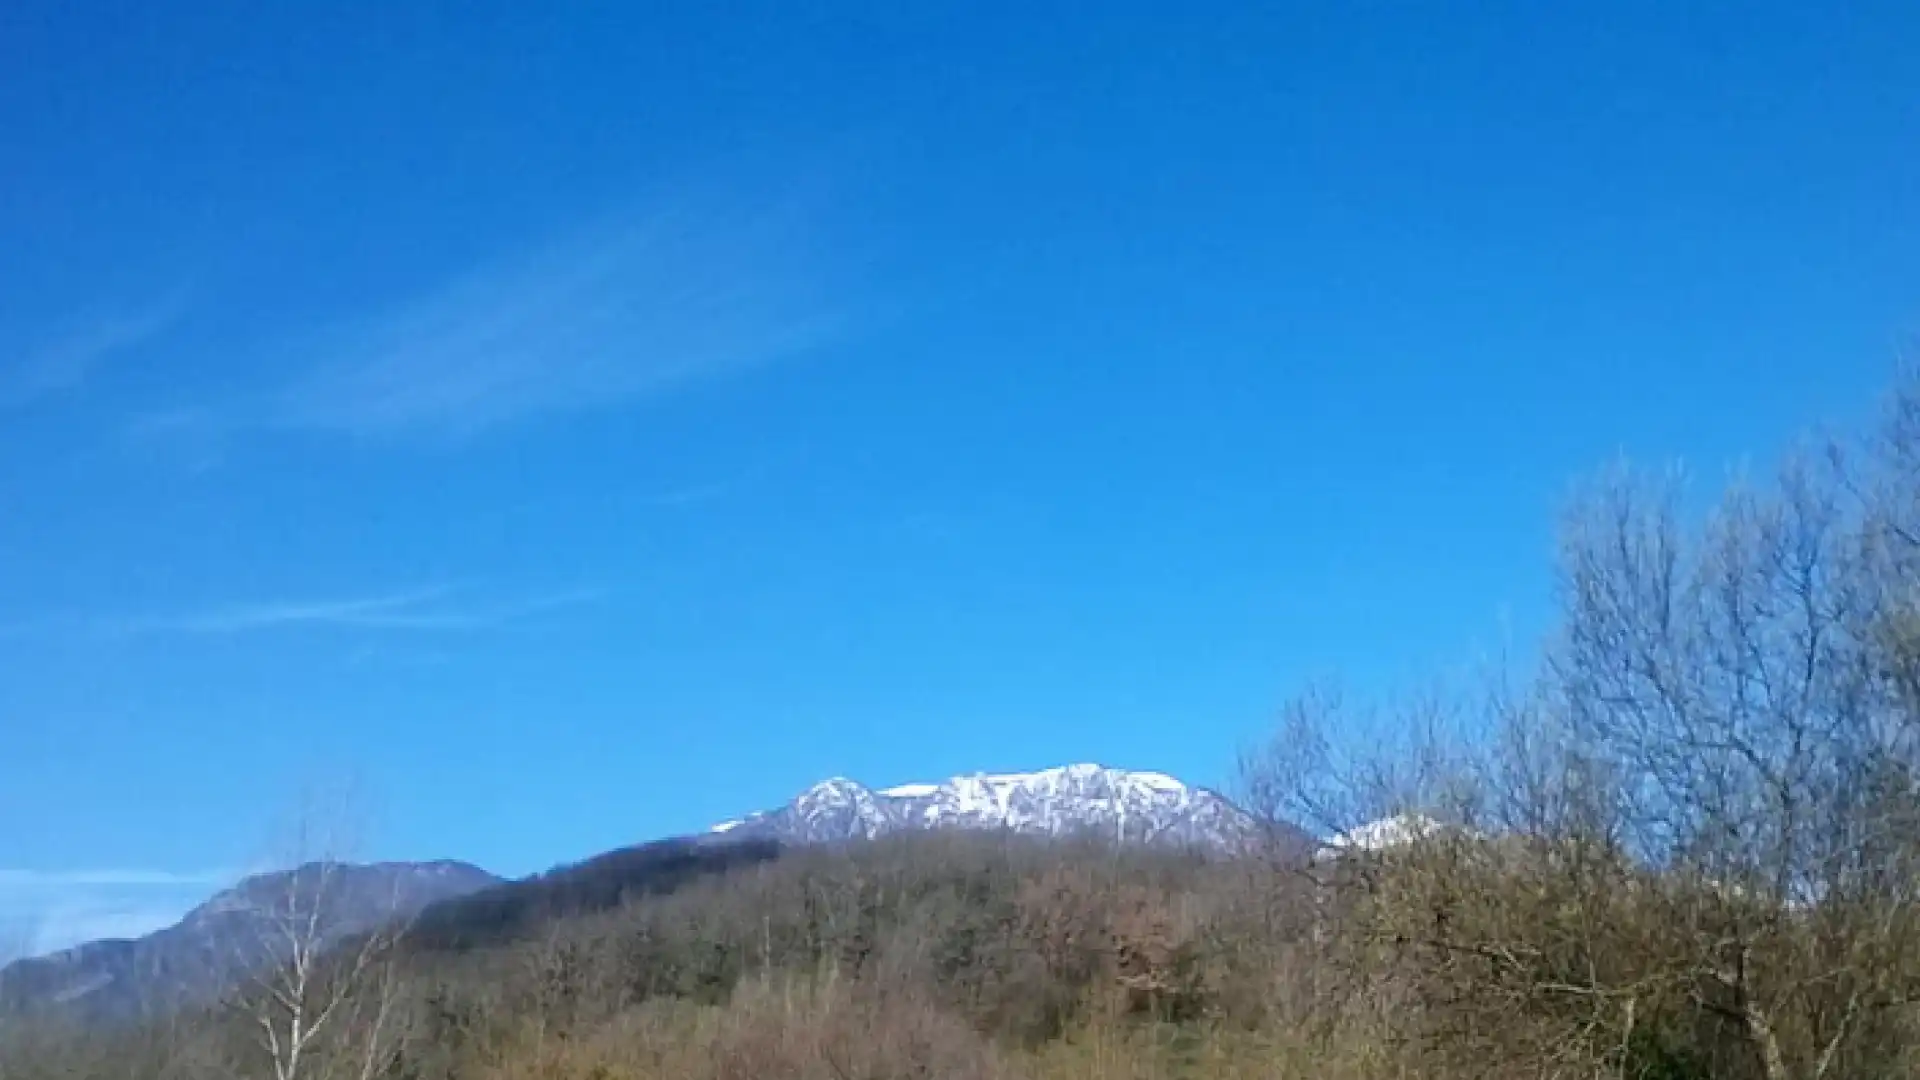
[7,371,1920,1079]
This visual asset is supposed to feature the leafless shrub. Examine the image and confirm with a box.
[1237,372,1920,1079]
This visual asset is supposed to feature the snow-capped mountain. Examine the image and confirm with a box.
[1321,813,1447,854]
[1312,813,1494,862]
[712,764,1271,851]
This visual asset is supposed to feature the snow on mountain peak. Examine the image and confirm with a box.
[1325,814,1442,852]
[1316,813,1486,858]
[877,782,939,798]
[711,764,1253,850]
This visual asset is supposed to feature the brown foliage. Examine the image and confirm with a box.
[489,980,1013,1080]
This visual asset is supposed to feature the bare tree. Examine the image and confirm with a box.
[219,789,416,1080]
[1238,374,1920,1080]
[1553,444,1920,1080]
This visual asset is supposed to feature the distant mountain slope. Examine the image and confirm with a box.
[1,764,1310,1024]
[714,763,1300,853]
[403,835,783,953]
[0,860,497,1024]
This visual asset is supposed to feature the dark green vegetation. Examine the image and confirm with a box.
[7,370,1920,1079]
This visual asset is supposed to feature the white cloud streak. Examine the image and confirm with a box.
[0,868,234,957]
[0,868,233,888]
[106,587,466,635]
[33,909,184,952]
[4,586,600,640]
[0,297,186,409]
[276,189,845,438]
[109,586,600,636]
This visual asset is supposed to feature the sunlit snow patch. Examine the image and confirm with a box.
[878,783,939,797]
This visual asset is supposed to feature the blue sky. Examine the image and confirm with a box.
[3,2,1917,954]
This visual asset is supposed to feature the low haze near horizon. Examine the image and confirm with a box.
[3,3,1917,953]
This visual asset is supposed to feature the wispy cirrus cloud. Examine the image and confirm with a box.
[274,188,847,440]
[108,586,469,635]
[0,296,187,410]
[0,867,234,958]
[0,867,233,889]
[5,585,600,640]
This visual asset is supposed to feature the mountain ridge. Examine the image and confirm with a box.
[712,763,1287,851]
[2,762,1312,1023]
[0,860,498,1024]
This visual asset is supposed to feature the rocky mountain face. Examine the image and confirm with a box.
[0,860,498,1024]
[712,763,1289,852]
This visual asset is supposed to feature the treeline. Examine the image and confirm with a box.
[0,833,1341,1080]
[404,836,784,953]
[6,370,1920,1079]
